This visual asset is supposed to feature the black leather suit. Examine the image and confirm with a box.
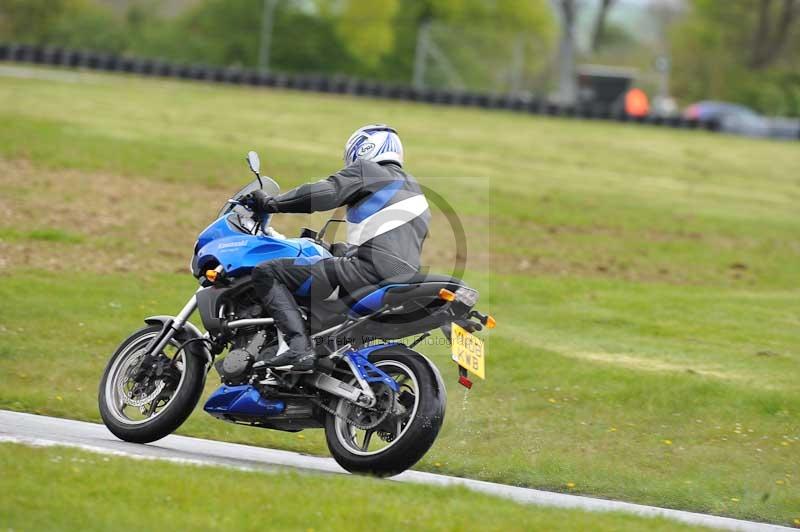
[251,159,430,363]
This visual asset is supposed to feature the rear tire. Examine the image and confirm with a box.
[98,325,206,444]
[324,346,446,477]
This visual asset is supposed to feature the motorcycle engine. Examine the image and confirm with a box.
[215,327,273,385]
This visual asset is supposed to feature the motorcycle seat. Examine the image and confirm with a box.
[377,272,462,286]
[347,272,467,317]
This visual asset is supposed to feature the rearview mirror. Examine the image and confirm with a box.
[318,218,346,242]
[246,151,261,175]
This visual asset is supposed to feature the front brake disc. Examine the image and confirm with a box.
[117,352,166,407]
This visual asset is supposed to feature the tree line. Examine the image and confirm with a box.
[1,0,798,116]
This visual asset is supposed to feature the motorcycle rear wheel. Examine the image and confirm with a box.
[324,345,446,477]
[98,325,206,443]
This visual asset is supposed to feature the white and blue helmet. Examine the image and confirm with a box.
[343,124,404,167]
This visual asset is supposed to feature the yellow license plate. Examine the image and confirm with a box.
[451,323,485,379]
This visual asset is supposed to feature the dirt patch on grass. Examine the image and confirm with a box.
[0,159,491,275]
[487,211,778,285]
[558,350,781,390]
[0,157,782,286]
[0,159,227,272]
[561,350,762,385]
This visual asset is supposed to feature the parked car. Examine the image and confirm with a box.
[684,101,799,140]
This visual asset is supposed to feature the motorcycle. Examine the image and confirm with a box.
[98,151,494,476]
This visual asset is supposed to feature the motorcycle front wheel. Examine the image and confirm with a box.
[324,345,447,477]
[98,325,206,443]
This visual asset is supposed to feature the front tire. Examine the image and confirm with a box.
[98,325,206,443]
[324,346,446,477]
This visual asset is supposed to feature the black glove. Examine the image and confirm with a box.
[241,189,275,214]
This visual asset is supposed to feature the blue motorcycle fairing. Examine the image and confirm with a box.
[349,284,409,317]
[294,237,329,259]
[204,384,286,417]
[195,214,330,277]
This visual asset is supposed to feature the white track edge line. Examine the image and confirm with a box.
[0,411,791,532]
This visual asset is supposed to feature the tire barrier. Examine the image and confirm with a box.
[0,41,734,134]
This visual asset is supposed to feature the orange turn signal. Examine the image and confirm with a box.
[438,288,456,302]
[205,269,219,282]
[485,315,496,329]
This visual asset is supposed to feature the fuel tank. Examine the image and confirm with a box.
[193,214,330,277]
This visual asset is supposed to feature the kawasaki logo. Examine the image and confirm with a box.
[218,240,248,249]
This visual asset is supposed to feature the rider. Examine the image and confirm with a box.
[242,124,430,371]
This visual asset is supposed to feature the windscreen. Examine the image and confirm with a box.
[217,176,281,218]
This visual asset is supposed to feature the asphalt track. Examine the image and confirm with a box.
[0,410,790,531]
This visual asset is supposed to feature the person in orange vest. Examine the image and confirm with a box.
[625,88,650,117]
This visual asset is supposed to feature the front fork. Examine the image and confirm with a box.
[143,291,200,360]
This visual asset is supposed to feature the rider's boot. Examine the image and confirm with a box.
[260,282,316,371]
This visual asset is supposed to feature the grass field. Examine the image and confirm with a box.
[0,65,798,526]
[0,443,707,531]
